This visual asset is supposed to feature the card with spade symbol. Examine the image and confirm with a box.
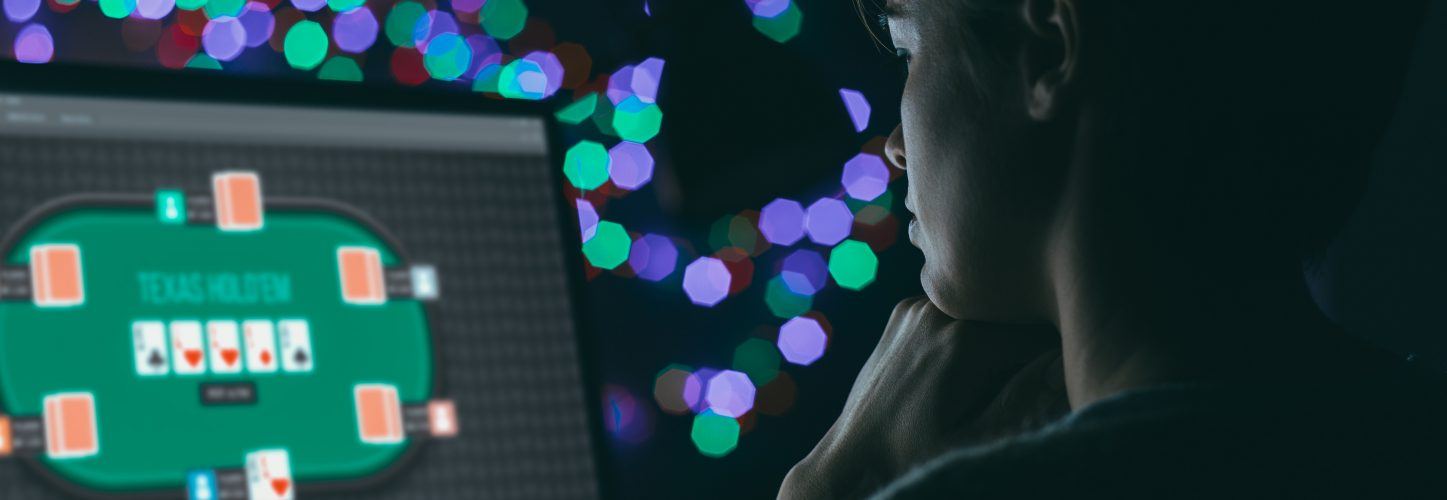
[207,320,243,375]
[279,319,313,373]
[132,321,168,376]
[169,320,206,375]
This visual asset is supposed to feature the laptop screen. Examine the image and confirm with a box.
[0,82,603,499]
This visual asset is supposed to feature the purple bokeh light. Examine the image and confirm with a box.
[746,0,790,18]
[758,198,806,246]
[841,153,890,201]
[778,316,827,365]
[607,141,654,190]
[632,57,665,103]
[683,257,732,307]
[780,249,828,296]
[14,24,53,64]
[332,6,378,53]
[202,17,246,61]
[576,199,599,242]
[3,0,39,22]
[136,0,175,19]
[412,10,458,52]
[452,0,482,14]
[291,0,325,12]
[522,50,564,98]
[805,198,854,246]
[465,35,501,77]
[839,88,872,133]
[606,64,636,105]
[237,2,273,47]
[682,368,721,413]
[628,234,678,282]
[704,370,756,418]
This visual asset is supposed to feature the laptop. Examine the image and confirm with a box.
[0,61,611,500]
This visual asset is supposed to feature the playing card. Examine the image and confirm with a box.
[245,449,293,500]
[207,321,243,375]
[337,246,386,305]
[30,243,84,307]
[354,384,404,444]
[278,319,312,373]
[243,320,277,373]
[213,171,263,232]
[170,320,206,375]
[43,392,97,459]
[132,320,168,376]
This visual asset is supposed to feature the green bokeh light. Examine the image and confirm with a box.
[423,33,472,81]
[318,57,364,82]
[284,21,328,71]
[563,140,611,190]
[175,0,205,11]
[471,64,504,93]
[732,338,781,386]
[556,93,598,125]
[184,54,222,70]
[612,96,663,143]
[753,2,803,43]
[327,0,363,12]
[581,221,630,270]
[691,410,740,458]
[828,240,879,290]
[480,0,527,40]
[385,2,426,48]
[203,0,243,18]
[99,0,135,19]
[764,275,812,318]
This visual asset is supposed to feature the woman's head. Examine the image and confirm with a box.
[875,0,1426,322]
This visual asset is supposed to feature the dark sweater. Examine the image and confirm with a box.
[874,353,1447,498]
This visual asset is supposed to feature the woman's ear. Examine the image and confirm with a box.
[1021,0,1081,121]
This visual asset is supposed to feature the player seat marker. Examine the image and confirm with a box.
[338,246,386,305]
[213,171,264,232]
[43,392,99,459]
[30,244,84,307]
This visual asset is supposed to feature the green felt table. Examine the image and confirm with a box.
[0,203,433,493]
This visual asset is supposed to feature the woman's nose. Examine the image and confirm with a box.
[884,124,907,170]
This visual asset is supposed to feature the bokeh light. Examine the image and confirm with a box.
[839,88,872,133]
[479,0,526,39]
[755,371,797,416]
[575,199,599,242]
[556,93,598,125]
[237,2,273,47]
[14,24,53,64]
[203,0,243,19]
[332,6,378,53]
[752,0,802,43]
[563,140,611,190]
[283,20,327,70]
[828,239,878,290]
[498,57,547,100]
[691,410,739,458]
[778,316,827,365]
[805,198,854,246]
[423,32,472,81]
[612,95,663,143]
[581,220,631,270]
[779,249,828,295]
[715,247,755,295]
[745,0,788,18]
[732,338,781,386]
[683,257,731,307]
[608,141,654,190]
[602,384,652,444]
[326,0,361,13]
[4,0,39,22]
[682,368,719,413]
[412,10,458,52]
[704,369,755,418]
[628,234,678,282]
[653,365,693,415]
[758,198,805,246]
[135,0,175,20]
[98,0,135,19]
[841,153,890,201]
[383,1,425,47]
[291,0,324,12]
[764,276,811,319]
[318,57,364,81]
[201,17,246,61]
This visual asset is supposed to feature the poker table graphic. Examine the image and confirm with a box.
[0,172,456,499]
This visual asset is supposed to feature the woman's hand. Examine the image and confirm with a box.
[778,297,1068,499]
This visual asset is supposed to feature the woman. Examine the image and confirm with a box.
[780,0,1446,498]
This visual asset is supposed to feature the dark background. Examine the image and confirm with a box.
[5,0,1447,498]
